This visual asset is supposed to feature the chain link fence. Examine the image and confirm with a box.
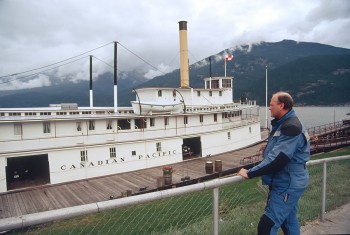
[3,153,350,235]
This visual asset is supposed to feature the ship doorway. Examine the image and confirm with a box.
[6,154,50,191]
[182,137,202,160]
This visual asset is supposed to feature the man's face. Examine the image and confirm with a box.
[269,95,283,118]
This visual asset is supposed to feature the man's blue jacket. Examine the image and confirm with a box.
[247,108,310,190]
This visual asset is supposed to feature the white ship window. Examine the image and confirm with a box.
[76,122,82,132]
[209,91,212,96]
[43,122,51,133]
[164,117,169,126]
[40,112,51,116]
[118,119,131,130]
[211,80,219,89]
[25,112,36,116]
[70,111,79,115]
[80,150,88,162]
[213,113,217,122]
[158,90,162,97]
[14,123,22,136]
[197,91,201,96]
[227,132,231,140]
[132,151,136,156]
[9,112,21,116]
[106,120,113,130]
[184,116,188,125]
[222,79,231,88]
[200,114,203,123]
[219,91,222,96]
[56,112,67,115]
[156,142,162,152]
[89,120,95,131]
[249,127,252,133]
[135,118,147,129]
[110,147,116,158]
[206,80,210,89]
[150,118,155,127]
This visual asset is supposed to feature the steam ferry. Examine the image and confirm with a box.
[0,21,261,193]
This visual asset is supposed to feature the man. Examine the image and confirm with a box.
[238,91,310,235]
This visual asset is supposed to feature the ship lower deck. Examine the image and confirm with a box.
[0,130,268,219]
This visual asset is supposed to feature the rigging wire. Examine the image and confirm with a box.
[166,53,179,69]
[0,41,114,79]
[0,40,186,86]
[92,56,114,69]
[117,42,167,75]
[92,56,148,83]
[188,50,199,65]
[0,56,89,85]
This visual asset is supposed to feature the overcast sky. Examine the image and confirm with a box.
[0,0,349,90]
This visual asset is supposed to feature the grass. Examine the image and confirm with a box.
[17,147,350,235]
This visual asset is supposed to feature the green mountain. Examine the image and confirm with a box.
[120,40,350,106]
[1,40,349,107]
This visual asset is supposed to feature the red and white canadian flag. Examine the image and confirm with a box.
[225,54,234,61]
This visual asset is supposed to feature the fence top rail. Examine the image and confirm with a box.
[307,155,350,166]
[1,155,350,232]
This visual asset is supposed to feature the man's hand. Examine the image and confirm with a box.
[237,168,249,179]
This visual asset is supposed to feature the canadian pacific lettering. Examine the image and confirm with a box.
[138,150,176,159]
[61,151,175,171]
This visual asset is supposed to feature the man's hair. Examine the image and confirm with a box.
[274,92,294,110]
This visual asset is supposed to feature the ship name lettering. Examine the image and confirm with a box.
[60,157,124,171]
[138,150,176,160]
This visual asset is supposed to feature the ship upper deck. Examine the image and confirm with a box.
[0,101,258,122]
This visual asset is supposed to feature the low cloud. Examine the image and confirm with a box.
[144,64,175,79]
[3,74,51,90]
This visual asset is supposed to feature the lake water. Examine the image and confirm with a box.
[259,106,350,129]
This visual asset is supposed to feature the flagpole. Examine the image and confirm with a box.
[224,59,227,77]
[265,65,268,129]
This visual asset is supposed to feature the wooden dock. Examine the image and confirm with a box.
[0,131,268,219]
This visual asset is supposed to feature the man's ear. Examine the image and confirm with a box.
[280,102,285,110]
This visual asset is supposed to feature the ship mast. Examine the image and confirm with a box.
[89,55,93,107]
[114,41,118,113]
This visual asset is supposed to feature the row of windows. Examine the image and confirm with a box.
[157,89,223,97]
[205,80,231,89]
[79,129,251,162]
[2,104,239,118]
[222,111,242,118]
[1,110,130,117]
[80,130,254,161]
[14,122,51,135]
[13,115,220,135]
[80,143,162,162]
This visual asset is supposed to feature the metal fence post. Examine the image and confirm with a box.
[321,161,327,222]
[213,187,219,235]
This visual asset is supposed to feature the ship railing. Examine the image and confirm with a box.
[185,102,258,113]
[307,120,350,137]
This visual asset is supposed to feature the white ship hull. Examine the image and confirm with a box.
[0,103,261,192]
[0,21,262,193]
